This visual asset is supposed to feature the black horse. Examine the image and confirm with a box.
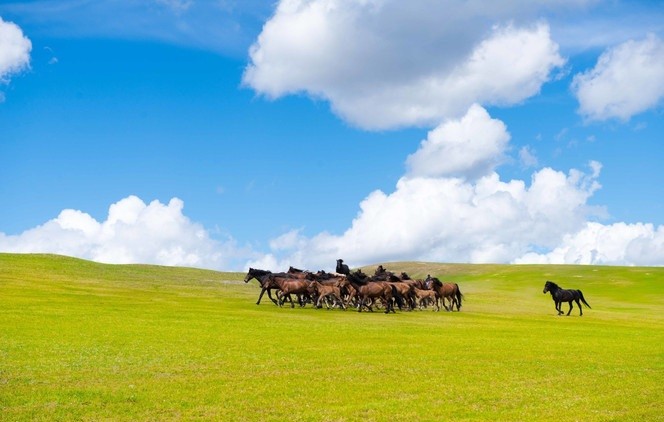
[543,280,591,316]
[336,259,350,275]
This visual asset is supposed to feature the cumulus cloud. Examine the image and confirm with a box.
[0,16,31,83]
[572,33,664,121]
[515,222,664,266]
[406,104,509,180]
[245,102,661,271]
[250,158,664,270]
[243,1,567,129]
[0,196,252,270]
[249,160,609,271]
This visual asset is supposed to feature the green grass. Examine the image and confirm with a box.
[1,253,663,421]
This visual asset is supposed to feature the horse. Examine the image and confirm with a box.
[336,259,350,275]
[413,287,439,311]
[426,275,463,311]
[307,280,346,310]
[244,268,280,305]
[286,266,314,280]
[273,277,312,308]
[346,271,400,314]
[373,265,399,281]
[543,280,591,316]
[387,281,416,310]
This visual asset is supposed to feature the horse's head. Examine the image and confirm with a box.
[307,281,318,294]
[543,280,557,294]
[243,268,255,283]
[244,268,271,283]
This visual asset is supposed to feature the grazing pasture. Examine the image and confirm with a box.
[1,253,662,421]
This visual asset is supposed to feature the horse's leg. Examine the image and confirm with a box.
[256,287,267,305]
[336,293,346,310]
[267,288,279,305]
[576,298,583,316]
[567,301,573,316]
[339,294,346,311]
[555,301,562,315]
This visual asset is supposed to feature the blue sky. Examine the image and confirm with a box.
[1,0,663,271]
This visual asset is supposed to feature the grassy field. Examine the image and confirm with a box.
[1,253,662,421]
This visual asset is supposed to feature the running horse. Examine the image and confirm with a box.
[425,275,463,311]
[543,280,591,316]
[346,271,401,313]
[243,268,280,305]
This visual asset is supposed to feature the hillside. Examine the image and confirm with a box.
[1,253,662,421]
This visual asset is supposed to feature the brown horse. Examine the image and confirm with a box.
[273,276,311,308]
[347,271,400,313]
[426,275,463,311]
[287,266,315,280]
[413,287,439,311]
[308,280,346,309]
[388,281,416,310]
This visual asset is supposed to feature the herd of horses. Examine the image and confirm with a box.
[243,259,592,316]
[243,259,463,313]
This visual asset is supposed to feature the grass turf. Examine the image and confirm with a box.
[1,253,662,421]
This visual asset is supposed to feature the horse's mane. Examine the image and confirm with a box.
[249,268,272,276]
[348,271,369,285]
[545,280,560,289]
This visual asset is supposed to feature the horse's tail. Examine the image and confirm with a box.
[578,290,591,309]
[455,284,463,310]
[391,285,404,310]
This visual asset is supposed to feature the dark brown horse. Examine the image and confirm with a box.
[543,280,591,316]
[287,266,315,280]
[244,268,280,305]
[273,276,312,308]
[426,275,463,311]
[346,271,400,313]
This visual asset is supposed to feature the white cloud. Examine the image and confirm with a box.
[406,104,509,180]
[572,33,664,121]
[252,158,663,270]
[0,196,252,270]
[515,222,664,266]
[250,159,608,271]
[243,103,664,271]
[243,1,568,129]
[519,146,538,168]
[0,17,31,83]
